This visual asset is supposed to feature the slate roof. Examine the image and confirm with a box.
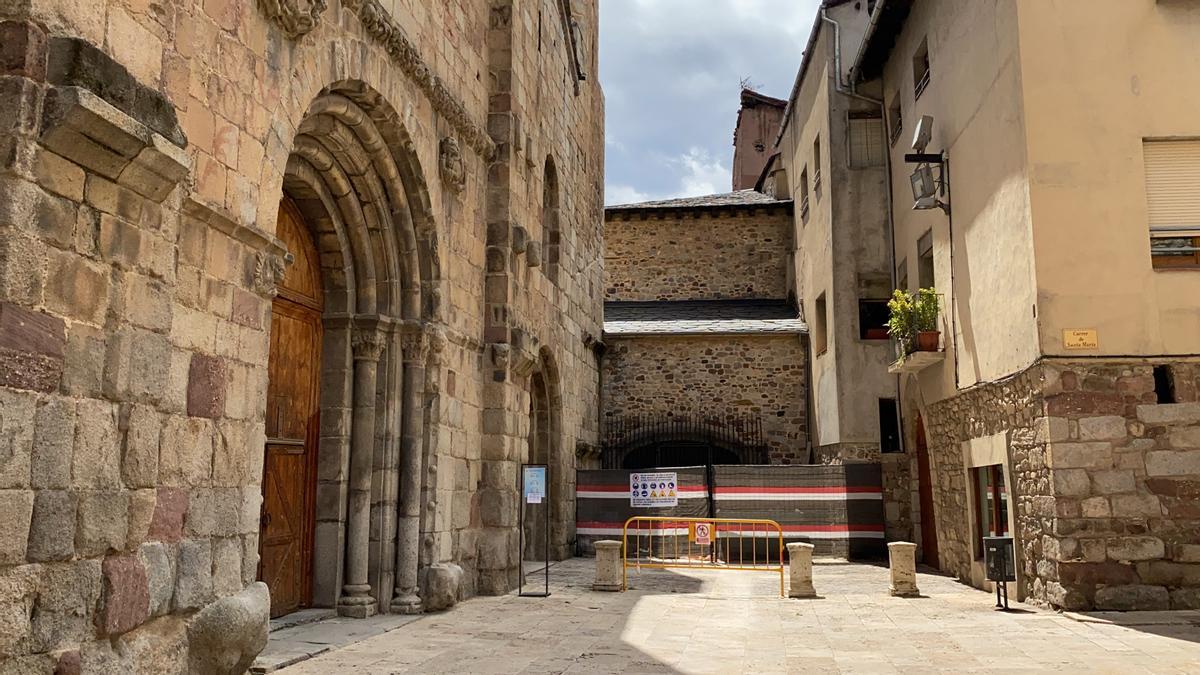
[604,300,807,336]
[605,189,792,213]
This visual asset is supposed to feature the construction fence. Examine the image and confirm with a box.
[576,463,886,559]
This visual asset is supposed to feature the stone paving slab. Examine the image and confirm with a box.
[277,558,1200,674]
[252,612,423,673]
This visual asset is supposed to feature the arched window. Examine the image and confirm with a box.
[542,157,561,285]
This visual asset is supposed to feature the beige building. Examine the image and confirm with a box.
[601,192,809,466]
[841,0,1200,610]
[767,0,907,538]
[0,0,603,670]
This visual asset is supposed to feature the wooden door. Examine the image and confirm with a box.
[260,199,323,618]
[915,416,940,569]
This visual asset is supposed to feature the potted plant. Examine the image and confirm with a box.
[913,288,940,352]
[886,289,916,356]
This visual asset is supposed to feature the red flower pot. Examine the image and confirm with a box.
[916,331,940,352]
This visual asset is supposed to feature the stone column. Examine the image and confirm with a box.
[888,541,920,597]
[338,329,383,618]
[592,540,623,591]
[786,542,817,598]
[391,329,428,614]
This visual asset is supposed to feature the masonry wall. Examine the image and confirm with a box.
[601,335,808,463]
[918,358,1200,611]
[604,208,793,302]
[0,0,603,670]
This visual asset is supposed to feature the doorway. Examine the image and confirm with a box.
[260,199,324,618]
[915,416,940,569]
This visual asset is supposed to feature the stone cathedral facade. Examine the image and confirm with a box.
[0,0,604,671]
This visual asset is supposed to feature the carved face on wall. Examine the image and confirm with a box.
[439,136,466,192]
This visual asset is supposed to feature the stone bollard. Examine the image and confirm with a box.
[593,540,624,591]
[888,541,920,597]
[786,542,817,598]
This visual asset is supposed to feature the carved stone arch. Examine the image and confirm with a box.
[263,78,445,618]
[319,80,443,322]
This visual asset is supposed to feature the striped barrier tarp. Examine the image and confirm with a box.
[574,464,887,559]
[575,466,709,555]
[712,464,886,558]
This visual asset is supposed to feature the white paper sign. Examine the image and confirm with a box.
[629,471,679,507]
[524,466,546,504]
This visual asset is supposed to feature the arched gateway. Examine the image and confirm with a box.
[260,81,441,619]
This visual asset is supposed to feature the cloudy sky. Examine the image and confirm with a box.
[599,0,821,205]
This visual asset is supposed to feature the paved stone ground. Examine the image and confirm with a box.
[277,559,1200,674]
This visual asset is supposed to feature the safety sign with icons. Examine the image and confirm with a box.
[629,471,678,507]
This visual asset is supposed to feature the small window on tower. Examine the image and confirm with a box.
[813,293,828,356]
[849,111,885,168]
[879,399,902,453]
[859,299,890,340]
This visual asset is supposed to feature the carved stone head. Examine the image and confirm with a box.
[439,136,466,192]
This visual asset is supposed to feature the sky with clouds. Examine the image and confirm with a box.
[598,0,821,205]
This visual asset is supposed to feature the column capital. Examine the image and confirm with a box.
[351,329,385,361]
[399,331,429,364]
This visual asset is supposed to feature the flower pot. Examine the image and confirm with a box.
[916,331,940,352]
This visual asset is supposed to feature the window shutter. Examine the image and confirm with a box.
[1144,140,1200,233]
[849,117,884,168]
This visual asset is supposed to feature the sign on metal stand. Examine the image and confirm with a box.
[519,464,550,598]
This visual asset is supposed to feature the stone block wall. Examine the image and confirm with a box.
[604,208,793,302]
[1,0,605,669]
[1037,361,1200,611]
[0,21,269,671]
[916,358,1200,611]
[601,335,808,462]
[920,365,1044,583]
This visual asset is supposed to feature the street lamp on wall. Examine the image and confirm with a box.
[905,115,950,216]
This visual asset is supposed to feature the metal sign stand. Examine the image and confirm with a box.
[518,463,550,598]
[995,580,1009,610]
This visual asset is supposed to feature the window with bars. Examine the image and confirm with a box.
[849,111,885,168]
[888,93,903,146]
[912,38,931,99]
[1143,139,1200,269]
[799,166,810,222]
[813,135,823,199]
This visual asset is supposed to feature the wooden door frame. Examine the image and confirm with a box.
[915,415,939,569]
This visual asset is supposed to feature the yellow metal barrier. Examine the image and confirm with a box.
[621,516,785,596]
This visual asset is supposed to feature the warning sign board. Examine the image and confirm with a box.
[629,471,679,507]
[693,521,712,546]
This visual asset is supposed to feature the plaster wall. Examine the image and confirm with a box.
[780,18,894,451]
[1014,0,1200,357]
[881,0,1039,397]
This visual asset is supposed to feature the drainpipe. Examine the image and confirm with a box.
[821,7,906,451]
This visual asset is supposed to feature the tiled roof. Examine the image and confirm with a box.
[605,189,792,212]
[604,300,807,336]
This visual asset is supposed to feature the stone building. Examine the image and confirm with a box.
[731,88,786,192]
[601,191,809,467]
[0,0,603,670]
[835,0,1200,610]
